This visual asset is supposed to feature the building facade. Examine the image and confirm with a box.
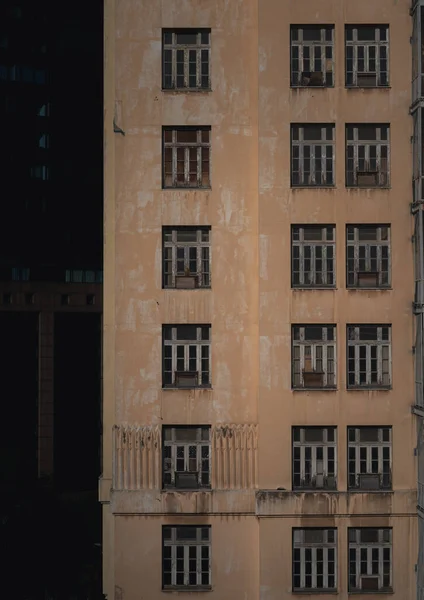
[102,0,420,598]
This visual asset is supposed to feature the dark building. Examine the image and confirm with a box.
[0,1,103,598]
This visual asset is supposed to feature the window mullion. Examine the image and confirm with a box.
[197,145,202,186]
[311,244,316,285]
[184,48,188,88]
[355,343,360,386]
[172,145,177,186]
[171,545,177,586]
[184,147,189,185]
[300,547,305,589]
[184,545,189,586]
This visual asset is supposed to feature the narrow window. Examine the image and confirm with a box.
[293,529,337,592]
[290,26,334,87]
[291,124,335,187]
[163,127,211,189]
[292,325,336,389]
[163,227,211,289]
[346,124,390,187]
[163,426,211,489]
[291,225,335,287]
[348,528,392,592]
[345,25,389,87]
[346,225,391,288]
[162,29,211,91]
[347,325,391,389]
[163,526,211,590]
[347,427,392,491]
[163,325,211,388]
[292,427,337,490]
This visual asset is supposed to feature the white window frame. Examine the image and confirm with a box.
[348,528,392,592]
[162,30,211,90]
[292,427,337,490]
[291,124,335,187]
[163,526,211,589]
[163,325,211,388]
[345,26,389,87]
[347,325,391,388]
[290,26,334,87]
[293,529,337,592]
[348,427,392,491]
[346,225,391,288]
[163,127,211,188]
[163,227,211,289]
[291,225,335,287]
[163,426,211,489]
[346,124,390,187]
[292,325,336,389]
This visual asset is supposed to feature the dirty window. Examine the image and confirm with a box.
[292,427,337,490]
[293,528,337,591]
[292,325,336,389]
[163,325,211,388]
[348,528,392,593]
[345,25,389,87]
[290,26,334,87]
[346,225,390,288]
[345,124,390,187]
[163,227,211,289]
[347,325,391,388]
[163,525,211,589]
[162,29,211,90]
[292,225,335,287]
[291,124,335,187]
[347,427,392,491]
[163,426,211,489]
[163,127,211,188]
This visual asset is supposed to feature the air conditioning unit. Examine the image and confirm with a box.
[357,170,379,186]
[312,474,324,488]
[175,275,197,289]
[357,271,379,287]
[175,471,199,489]
[357,72,377,87]
[175,371,198,388]
[358,473,381,490]
[360,576,379,591]
[302,370,324,387]
[325,475,337,490]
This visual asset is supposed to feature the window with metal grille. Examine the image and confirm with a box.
[293,529,337,592]
[292,325,336,389]
[290,26,334,87]
[348,427,392,491]
[347,325,391,389]
[163,325,211,388]
[163,426,211,489]
[291,225,335,287]
[291,124,335,187]
[162,30,210,91]
[163,127,211,189]
[348,528,392,593]
[346,225,391,288]
[345,26,389,87]
[163,227,211,289]
[292,427,337,490]
[346,124,390,187]
[163,526,211,590]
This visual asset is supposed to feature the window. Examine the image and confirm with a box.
[162,29,210,91]
[292,325,336,389]
[30,165,49,180]
[348,427,392,491]
[65,269,103,284]
[347,325,391,389]
[163,426,210,489]
[346,225,390,288]
[292,427,337,490]
[293,529,337,592]
[290,25,334,87]
[38,134,49,149]
[348,528,392,592]
[346,26,389,87]
[163,526,211,590]
[346,124,389,187]
[12,267,30,281]
[163,325,211,388]
[163,227,211,289]
[163,127,210,188]
[291,124,335,187]
[291,225,335,287]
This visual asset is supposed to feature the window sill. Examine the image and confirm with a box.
[162,386,212,391]
[291,185,336,190]
[346,85,391,90]
[290,85,334,90]
[347,489,393,493]
[293,488,338,493]
[346,186,391,190]
[349,589,393,595]
[347,386,391,391]
[163,186,211,191]
[162,487,212,493]
[292,387,337,392]
[163,586,212,593]
[293,589,338,595]
[292,286,337,291]
[162,88,212,94]
[347,286,392,291]
[163,287,211,291]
